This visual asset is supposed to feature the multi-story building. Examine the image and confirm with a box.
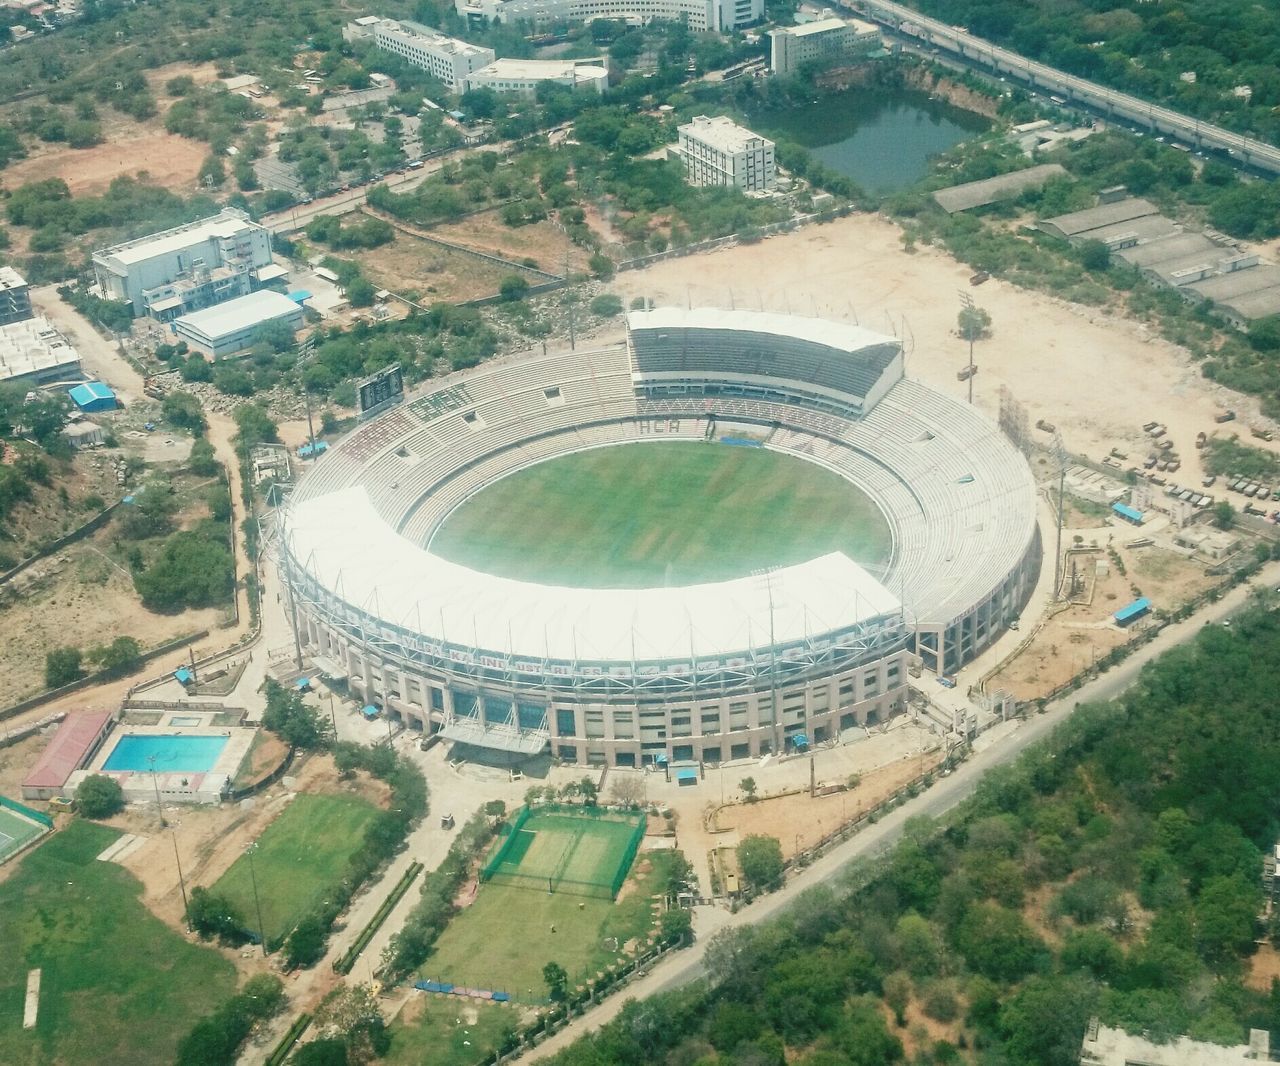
[0,267,33,327]
[0,317,80,389]
[768,15,881,77]
[92,209,283,320]
[463,58,609,97]
[676,115,776,192]
[343,17,495,92]
[455,0,761,34]
[172,290,305,360]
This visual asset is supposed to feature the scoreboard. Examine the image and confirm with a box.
[357,363,404,418]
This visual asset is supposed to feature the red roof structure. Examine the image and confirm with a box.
[22,711,113,792]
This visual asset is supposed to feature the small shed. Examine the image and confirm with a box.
[62,421,104,448]
[68,381,117,413]
[1112,502,1144,525]
[1114,597,1152,627]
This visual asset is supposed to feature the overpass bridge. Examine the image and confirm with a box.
[845,0,1280,177]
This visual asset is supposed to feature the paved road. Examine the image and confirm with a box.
[516,563,1280,1061]
[847,0,1280,174]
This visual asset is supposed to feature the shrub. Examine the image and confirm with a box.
[75,774,124,818]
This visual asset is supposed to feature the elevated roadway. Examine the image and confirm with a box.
[845,0,1280,176]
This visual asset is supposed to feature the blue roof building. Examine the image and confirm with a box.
[1112,502,1144,525]
[68,381,117,412]
[1114,597,1152,626]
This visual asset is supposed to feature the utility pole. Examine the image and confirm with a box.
[171,829,190,928]
[958,292,977,405]
[1053,430,1068,601]
[246,843,267,956]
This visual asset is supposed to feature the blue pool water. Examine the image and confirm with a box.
[103,734,228,773]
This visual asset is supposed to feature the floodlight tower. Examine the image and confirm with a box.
[1053,430,1068,601]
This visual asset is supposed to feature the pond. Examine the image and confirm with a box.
[747,88,991,195]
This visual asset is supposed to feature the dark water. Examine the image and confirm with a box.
[749,88,991,195]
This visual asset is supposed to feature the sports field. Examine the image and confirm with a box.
[0,820,237,1065]
[0,804,48,863]
[212,793,381,943]
[430,441,892,587]
[482,807,644,897]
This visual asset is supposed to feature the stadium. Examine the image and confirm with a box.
[279,308,1040,767]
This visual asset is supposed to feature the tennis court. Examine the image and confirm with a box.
[480,806,646,899]
[0,800,53,864]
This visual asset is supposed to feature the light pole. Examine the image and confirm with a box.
[958,291,977,405]
[246,842,268,956]
[148,754,166,828]
[171,828,190,928]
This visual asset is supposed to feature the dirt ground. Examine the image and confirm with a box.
[1247,942,1280,991]
[354,229,515,304]
[710,750,943,861]
[1,129,207,198]
[0,732,49,801]
[617,213,1280,489]
[428,214,591,276]
[987,543,1218,699]
[0,535,227,700]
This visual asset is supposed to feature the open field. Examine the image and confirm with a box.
[423,851,674,999]
[0,820,238,1066]
[430,441,892,586]
[211,792,382,943]
[385,995,518,1066]
[351,226,521,305]
[429,213,590,276]
[0,131,206,198]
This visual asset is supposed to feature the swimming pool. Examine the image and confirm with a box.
[103,734,229,773]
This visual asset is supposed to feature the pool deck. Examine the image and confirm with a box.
[70,713,256,805]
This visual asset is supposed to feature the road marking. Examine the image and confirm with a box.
[23,969,40,1029]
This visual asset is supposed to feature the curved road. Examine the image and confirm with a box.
[518,562,1279,1061]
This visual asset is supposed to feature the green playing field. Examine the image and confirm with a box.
[429,441,892,587]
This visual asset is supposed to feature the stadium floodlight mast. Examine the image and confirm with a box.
[246,842,268,956]
[751,566,784,757]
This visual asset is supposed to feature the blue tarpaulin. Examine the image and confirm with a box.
[791,733,809,750]
[297,441,329,459]
[295,677,311,691]
[720,437,763,448]
[676,768,698,785]
[361,704,380,720]
[174,667,194,685]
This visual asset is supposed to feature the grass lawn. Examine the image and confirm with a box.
[383,996,517,1066]
[429,441,891,586]
[212,793,381,943]
[0,819,238,1066]
[423,851,674,1000]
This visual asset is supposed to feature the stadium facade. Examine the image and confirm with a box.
[280,309,1040,767]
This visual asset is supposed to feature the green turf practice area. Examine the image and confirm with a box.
[212,793,381,943]
[0,820,237,1065]
[481,806,645,899]
[0,800,50,864]
[429,441,892,587]
[419,849,676,1004]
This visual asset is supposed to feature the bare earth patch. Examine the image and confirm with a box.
[2,131,207,197]
[428,213,590,275]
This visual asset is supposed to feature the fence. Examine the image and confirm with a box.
[0,500,123,588]
[0,794,54,828]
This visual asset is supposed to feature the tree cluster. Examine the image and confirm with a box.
[174,974,284,1066]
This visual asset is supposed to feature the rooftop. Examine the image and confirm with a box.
[22,711,113,790]
[1187,264,1280,301]
[787,17,852,36]
[174,289,301,340]
[1040,197,1159,238]
[285,487,902,663]
[627,306,900,358]
[0,316,80,383]
[679,114,773,152]
[471,57,608,80]
[0,266,27,291]
[93,209,260,269]
[1081,1022,1267,1066]
[932,163,1067,213]
[381,19,493,57]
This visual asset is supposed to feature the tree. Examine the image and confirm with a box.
[284,914,328,968]
[740,776,759,802]
[659,906,693,946]
[262,679,330,749]
[608,774,646,808]
[290,1039,347,1066]
[957,304,991,342]
[737,834,785,893]
[1079,239,1111,271]
[1214,500,1235,529]
[543,961,569,1002]
[161,390,206,432]
[89,636,142,678]
[883,971,912,1026]
[186,886,250,946]
[589,252,615,280]
[134,529,234,612]
[189,438,219,477]
[589,293,623,317]
[312,983,389,1061]
[75,773,124,818]
[45,645,83,688]
[499,274,531,301]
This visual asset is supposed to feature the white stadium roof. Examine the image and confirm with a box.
[284,486,901,663]
[627,307,899,356]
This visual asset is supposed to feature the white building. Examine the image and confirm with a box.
[0,266,33,327]
[0,316,81,389]
[343,17,495,92]
[92,209,283,320]
[172,291,304,360]
[1081,1022,1269,1066]
[463,57,609,97]
[676,115,776,192]
[768,15,880,77]
[455,0,761,34]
